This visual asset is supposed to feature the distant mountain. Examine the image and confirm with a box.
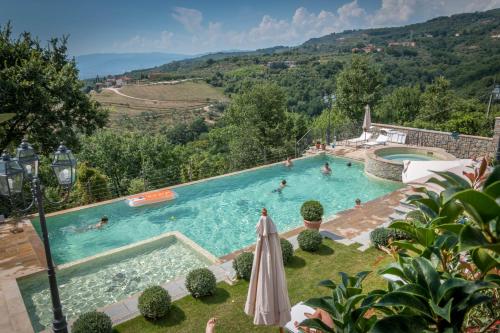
[75,52,192,79]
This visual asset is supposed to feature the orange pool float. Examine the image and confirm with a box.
[126,189,177,207]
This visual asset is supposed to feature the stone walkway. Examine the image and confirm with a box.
[0,221,46,333]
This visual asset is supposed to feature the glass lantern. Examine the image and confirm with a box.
[51,143,77,188]
[0,151,24,196]
[16,139,39,178]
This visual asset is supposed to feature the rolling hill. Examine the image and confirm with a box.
[75,52,192,79]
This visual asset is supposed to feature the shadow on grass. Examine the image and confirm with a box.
[316,244,334,256]
[198,287,231,305]
[287,256,306,269]
[125,304,186,330]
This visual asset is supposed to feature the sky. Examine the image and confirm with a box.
[1,0,499,56]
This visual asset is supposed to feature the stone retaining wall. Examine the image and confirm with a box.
[371,117,500,159]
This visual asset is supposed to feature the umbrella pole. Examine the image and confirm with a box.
[279,327,284,333]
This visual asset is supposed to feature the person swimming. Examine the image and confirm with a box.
[273,180,287,193]
[347,162,352,167]
[95,215,109,229]
[322,162,332,175]
[284,156,293,168]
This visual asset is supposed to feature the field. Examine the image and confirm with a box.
[91,81,227,129]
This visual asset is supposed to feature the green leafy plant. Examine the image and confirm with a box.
[374,257,496,333]
[233,252,254,280]
[138,286,171,320]
[185,268,217,298]
[280,238,294,265]
[301,271,381,333]
[71,311,112,333]
[298,229,323,252]
[300,200,324,221]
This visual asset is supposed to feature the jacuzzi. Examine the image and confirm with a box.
[365,146,457,181]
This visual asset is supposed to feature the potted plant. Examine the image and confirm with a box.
[300,200,324,230]
[315,141,321,149]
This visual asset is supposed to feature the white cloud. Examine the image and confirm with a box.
[113,1,500,53]
[113,31,174,52]
[172,7,203,33]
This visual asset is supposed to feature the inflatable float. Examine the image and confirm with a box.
[126,189,177,207]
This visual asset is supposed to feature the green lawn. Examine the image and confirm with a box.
[114,240,390,333]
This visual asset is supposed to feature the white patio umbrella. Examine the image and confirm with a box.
[362,104,372,140]
[245,208,291,332]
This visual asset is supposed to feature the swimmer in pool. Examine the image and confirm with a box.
[95,215,109,229]
[322,162,332,175]
[273,180,287,193]
[347,162,352,167]
[284,157,293,168]
[355,198,362,208]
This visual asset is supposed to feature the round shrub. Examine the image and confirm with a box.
[370,227,411,248]
[71,311,112,333]
[138,285,171,320]
[280,238,294,265]
[233,252,254,280]
[298,229,323,252]
[300,200,324,221]
[185,268,217,298]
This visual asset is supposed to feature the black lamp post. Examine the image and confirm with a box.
[0,140,76,333]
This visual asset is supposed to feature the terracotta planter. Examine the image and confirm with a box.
[303,219,322,230]
[321,143,326,150]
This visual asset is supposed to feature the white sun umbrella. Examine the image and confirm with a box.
[362,104,372,140]
[245,208,291,332]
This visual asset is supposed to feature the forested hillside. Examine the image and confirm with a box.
[126,8,500,117]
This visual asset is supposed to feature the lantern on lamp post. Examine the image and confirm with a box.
[0,139,77,333]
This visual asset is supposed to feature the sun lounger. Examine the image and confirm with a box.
[346,132,372,146]
[387,131,407,144]
[284,302,316,333]
[364,134,388,147]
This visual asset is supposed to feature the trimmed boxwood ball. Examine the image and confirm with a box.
[370,227,412,248]
[71,311,112,333]
[138,285,171,320]
[185,268,217,298]
[300,200,324,221]
[298,229,323,252]
[233,252,254,280]
[280,238,294,265]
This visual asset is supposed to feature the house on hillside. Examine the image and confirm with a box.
[351,44,382,54]
[388,41,416,47]
[491,33,500,39]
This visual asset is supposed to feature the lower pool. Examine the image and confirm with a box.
[34,155,401,264]
[18,234,213,332]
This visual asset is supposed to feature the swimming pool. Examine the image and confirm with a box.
[19,233,214,332]
[33,155,401,264]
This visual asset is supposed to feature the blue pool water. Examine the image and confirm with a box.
[382,153,435,161]
[34,155,401,264]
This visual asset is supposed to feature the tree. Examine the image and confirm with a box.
[0,23,108,153]
[335,56,384,121]
[375,85,421,124]
[418,76,453,122]
[224,83,294,167]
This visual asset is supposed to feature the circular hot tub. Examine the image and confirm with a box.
[365,146,457,181]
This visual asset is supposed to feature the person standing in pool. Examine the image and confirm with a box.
[284,156,293,168]
[322,162,332,175]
